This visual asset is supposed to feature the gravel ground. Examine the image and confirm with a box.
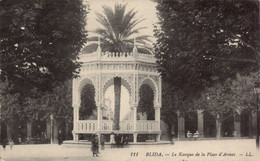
[0,139,259,161]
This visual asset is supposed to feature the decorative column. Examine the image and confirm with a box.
[65,122,69,140]
[27,122,32,138]
[132,104,138,143]
[155,105,161,142]
[7,124,12,140]
[234,113,241,137]
[177,111,185,140]
[72,77,80,142]
[53,118,59,144]
[252,111,257,137]
[50,115,54,143]
[46,121,51,140]
[73,106,79,142]
[97,60,102,133]
[197,110,204,138]
[155,105,161,129]
[97,104,102,131]
[133,133,138,143]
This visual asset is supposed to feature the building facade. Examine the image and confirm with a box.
[72,43,162,143]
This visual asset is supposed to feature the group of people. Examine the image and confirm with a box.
[187,130,200,139]
[90,132,129,157]
[109,132,129,148]
[2,138,14,151]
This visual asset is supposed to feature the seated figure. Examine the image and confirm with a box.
[187,131,192,138]
[193,130,200,138]
[232,131,237,137]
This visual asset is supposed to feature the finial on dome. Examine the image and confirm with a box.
[133,37,138,57]
[96,36,102,57]
[98,36,101,47]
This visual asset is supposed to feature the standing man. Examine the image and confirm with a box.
[100,134,105,150]
[58,130,63,145]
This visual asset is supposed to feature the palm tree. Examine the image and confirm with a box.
[84,3,153,130]
[114,77,121,130]
[83,3,153,54]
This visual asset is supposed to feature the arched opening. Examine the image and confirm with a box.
[0,123,7,143]
[137,84,155,120]
[185,111,197,136]
[32,119,46,139]
[203,111,216,137]
[222,111,234,137]
[102,76,131,131]
[79,84,97,120]
[7,121,27,144]
[28,112,46,143]
[241,110,250,137]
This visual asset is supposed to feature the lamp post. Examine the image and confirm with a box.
[254,82,260,149]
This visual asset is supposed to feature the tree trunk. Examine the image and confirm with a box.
[65,123,69,140]
[216,119,222,140]
[114,77,121,130]
[7,123,13,140]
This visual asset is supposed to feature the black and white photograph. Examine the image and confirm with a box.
[0,0,260,160]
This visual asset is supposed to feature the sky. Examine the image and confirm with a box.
[85,0,158,42]
[84,0,158,120]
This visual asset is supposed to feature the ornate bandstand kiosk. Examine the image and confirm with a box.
[72,42,162,143]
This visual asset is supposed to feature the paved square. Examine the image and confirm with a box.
[0,139,259,161]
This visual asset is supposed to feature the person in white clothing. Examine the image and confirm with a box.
[9,139,14,150]
[110,132,115,148]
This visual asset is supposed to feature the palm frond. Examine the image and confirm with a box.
[85,3,152,53]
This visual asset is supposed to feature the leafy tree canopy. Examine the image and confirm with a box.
[194,72,258,139]
[83,3,152,54]
[0,0,87,92]
[161,82,194,122]
[154,0,258,97]
[27,80,74,122]
[0,81,28,124]
[154,0,259,130]
[0,80,74,124]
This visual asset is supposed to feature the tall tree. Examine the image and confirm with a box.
[83,3,153,129]
[25,81,74,140]
[155,0,258,95]
[0,81,28,124]
[114,77,121,130]
[160,82,194,139]
[195,80,235,139]
[154,0,259,134]
[83,3,152,54]
[195,73,258,139]
[0,0,87,92]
